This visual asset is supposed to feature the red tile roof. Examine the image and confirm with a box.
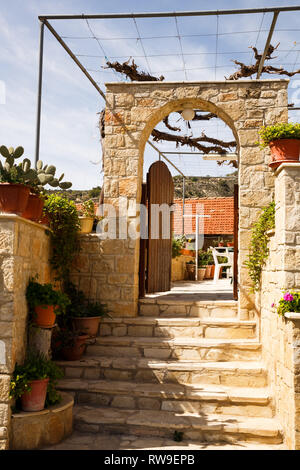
[173,197,234,235]
[76,197,234,236]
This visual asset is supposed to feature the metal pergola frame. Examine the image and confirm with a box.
[35,5,300,165]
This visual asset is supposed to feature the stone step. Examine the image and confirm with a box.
[99,317,257,339]
[73,405,283,444]
[139,299,239,318]
[57,378,273,418]
[86,336,261,361]
[56,357,267,388]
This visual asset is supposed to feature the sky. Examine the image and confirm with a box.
[1,0,300,189]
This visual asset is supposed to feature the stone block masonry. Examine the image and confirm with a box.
[69,234,139,317]
[0,215,52,449]
[260,164,300,449]
[103,79,289,320]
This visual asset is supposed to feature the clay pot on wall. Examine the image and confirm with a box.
[269,139,300,169]
[21,193,44,222]
[21,378,49,412]
[0,183,30,216]
[34,305,57,328]
[79,217,94,234]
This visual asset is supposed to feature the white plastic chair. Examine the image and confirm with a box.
[210,247,233,284]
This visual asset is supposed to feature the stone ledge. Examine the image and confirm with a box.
[275,163,300,176]
[284,312,300,321]
[0,213,47,232]
[10,392,74,450]
[105,79,289,86]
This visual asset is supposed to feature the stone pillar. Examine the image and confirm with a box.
[0,215,52,449]
[260,163,300,449]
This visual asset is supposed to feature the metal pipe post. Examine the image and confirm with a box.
[35,21,45,167]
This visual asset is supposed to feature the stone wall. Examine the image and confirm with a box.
[0,215,51,449]
[103,79,289,319]
[260,164,300,449]
[70,234,139,317]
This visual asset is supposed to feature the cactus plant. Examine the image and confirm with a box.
[0,146,72,191]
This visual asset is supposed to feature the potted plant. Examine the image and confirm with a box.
[21,159,72,222]
[273,291,300,317]
[10,351,63,412]
[26,278,71,328]
[197,250,208,281]
[205,251,214,279]
[78,199,95,234]
[0,146,31,216]
[258,122,300,169]
[52,327,89,361]
[227,241,234,247]
[218,239,225,247]
[186,260,196,280]
[64,282,108,337]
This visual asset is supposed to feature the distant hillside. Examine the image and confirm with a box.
[173,174,238,199]
[45,175,238,203]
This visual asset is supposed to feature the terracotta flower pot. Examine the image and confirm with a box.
[210,265,215,279]
[34,305,57,328]
[21,193,44,222]
[197,268,206,281]
[269,139,300,169]
[79,217,94,234]
[205,265,212,279]
[21,378,49,412]
[218,242,224,247]
[71,317,101,337]
[227,242,234,247]
[0,183,30,216]
[186,263,196,280]
[61,335,89,361]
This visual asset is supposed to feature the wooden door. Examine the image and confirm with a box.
[146,161,174,294]
[233,184,239,300]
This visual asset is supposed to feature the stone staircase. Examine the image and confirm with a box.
[56,298,284,447]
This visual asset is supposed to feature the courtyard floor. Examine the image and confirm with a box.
[145,279,234,302]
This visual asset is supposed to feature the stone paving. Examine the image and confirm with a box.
[42,431,287,450]
[145,280,234,302]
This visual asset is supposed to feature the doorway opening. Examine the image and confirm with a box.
[138,108,238,303]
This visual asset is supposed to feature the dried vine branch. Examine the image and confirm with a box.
[103,58,164,82]
[151,128,236,154]
[226,43,300,80]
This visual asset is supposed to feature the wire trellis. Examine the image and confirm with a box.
[36,8,300,176]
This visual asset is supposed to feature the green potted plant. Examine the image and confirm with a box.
[186,260,196,280]
[10,351,63,412]
[197,250,208,281]
[172,235,187,259]
[273,291,300,317]
[26,278,71,328]
[0,146,31,216]
[258,122,300,169]
[206,250,214,279]
[21,158,72,222]
[52,327,89,361]
[78,199,95,234]
[64,282,108,337]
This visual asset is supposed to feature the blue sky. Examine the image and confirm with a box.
[1,0,300,189]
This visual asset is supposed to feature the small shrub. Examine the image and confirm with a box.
[258,122,300,149]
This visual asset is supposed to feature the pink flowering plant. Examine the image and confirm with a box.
[274,291,300,316]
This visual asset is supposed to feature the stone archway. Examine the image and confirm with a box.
[103,79,288,317]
